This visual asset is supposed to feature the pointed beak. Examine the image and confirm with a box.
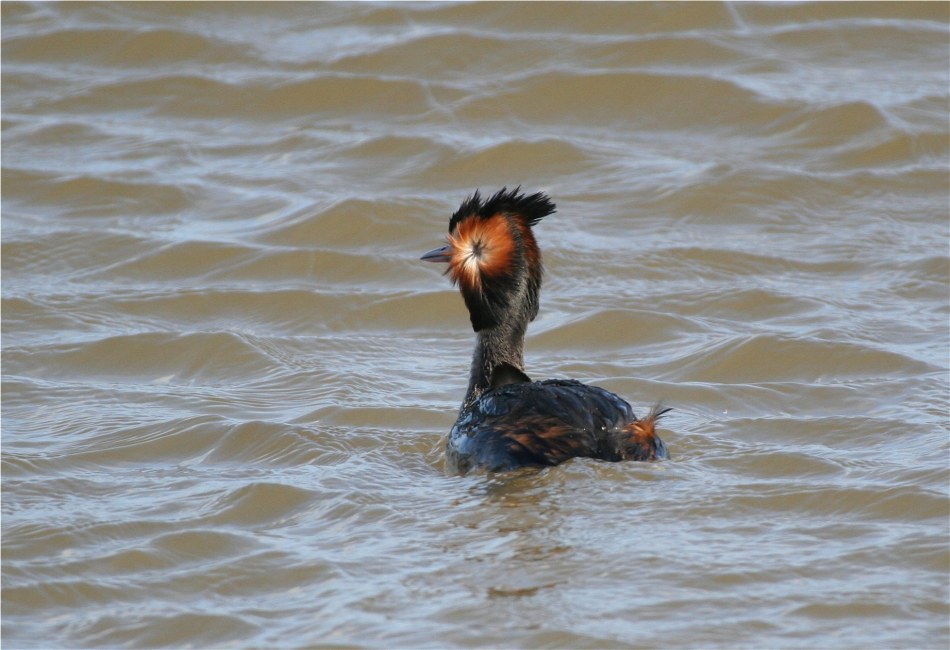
[421,244,451,263]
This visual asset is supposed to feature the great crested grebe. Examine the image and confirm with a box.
[422,187,669,474]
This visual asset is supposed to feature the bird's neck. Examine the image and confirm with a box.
[463,317,527,408]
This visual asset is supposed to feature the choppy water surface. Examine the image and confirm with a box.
[3,2,949,648]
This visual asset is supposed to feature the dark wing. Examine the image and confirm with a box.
[449,380,636,472]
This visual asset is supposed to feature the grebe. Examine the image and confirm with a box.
[422,187,670,474]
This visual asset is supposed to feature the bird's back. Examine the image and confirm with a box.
[447,379,669,473]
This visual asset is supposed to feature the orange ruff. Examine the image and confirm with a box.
[447,214,515,292]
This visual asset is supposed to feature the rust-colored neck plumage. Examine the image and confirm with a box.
[442,187,556,406]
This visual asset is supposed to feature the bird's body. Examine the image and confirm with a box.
[448,378,669,474]
[422,187,668,474]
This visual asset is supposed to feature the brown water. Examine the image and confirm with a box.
[3,2,949,648]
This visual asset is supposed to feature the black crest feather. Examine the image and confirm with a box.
[449,186,556,232]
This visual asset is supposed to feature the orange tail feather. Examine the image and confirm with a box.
[624,402,672,461]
